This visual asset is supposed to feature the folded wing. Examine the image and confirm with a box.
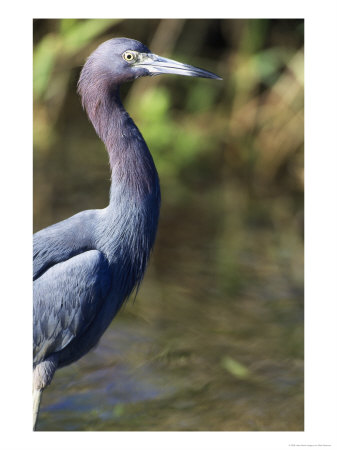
[33,249,112,365]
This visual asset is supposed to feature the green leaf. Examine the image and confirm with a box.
[221,356,250,379]
[33,33,61,99]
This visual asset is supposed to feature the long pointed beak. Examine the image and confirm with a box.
[137,53,222,80]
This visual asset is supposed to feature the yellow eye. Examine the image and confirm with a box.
[122,51,136,62]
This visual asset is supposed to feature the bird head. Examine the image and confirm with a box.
[81,37,222,86]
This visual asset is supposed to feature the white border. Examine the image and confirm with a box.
[1,1,336,449]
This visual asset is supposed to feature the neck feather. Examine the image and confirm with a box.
[78,75,159,203]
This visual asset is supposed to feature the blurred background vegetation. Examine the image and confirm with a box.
[33,19,304,431]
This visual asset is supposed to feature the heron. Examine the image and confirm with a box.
[33,37,221,430]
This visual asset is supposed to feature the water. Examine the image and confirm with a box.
[35,185,303,431]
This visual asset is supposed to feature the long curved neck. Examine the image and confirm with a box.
[78,76,161,296]
[80,81,159,203]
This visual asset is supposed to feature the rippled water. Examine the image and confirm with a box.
[36,185,304,431]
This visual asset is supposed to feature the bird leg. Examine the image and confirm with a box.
[32,356,58,430]
[33,388,43,430]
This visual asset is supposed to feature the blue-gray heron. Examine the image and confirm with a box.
[33,37,221,430]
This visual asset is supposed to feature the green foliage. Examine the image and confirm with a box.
[33,19,304,200]
[138,86,171,122]
[59,19,121,53]
[33,33,61,99]
[34,19,120,100]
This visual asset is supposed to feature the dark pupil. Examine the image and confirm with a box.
[126,54,132,60]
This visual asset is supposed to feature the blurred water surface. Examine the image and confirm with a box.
[36,188,303,431]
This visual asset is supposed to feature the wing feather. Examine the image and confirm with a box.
[33,249,112,365]
[33,209,99,280]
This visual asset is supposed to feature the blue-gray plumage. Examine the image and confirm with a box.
[33,37,221,430]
